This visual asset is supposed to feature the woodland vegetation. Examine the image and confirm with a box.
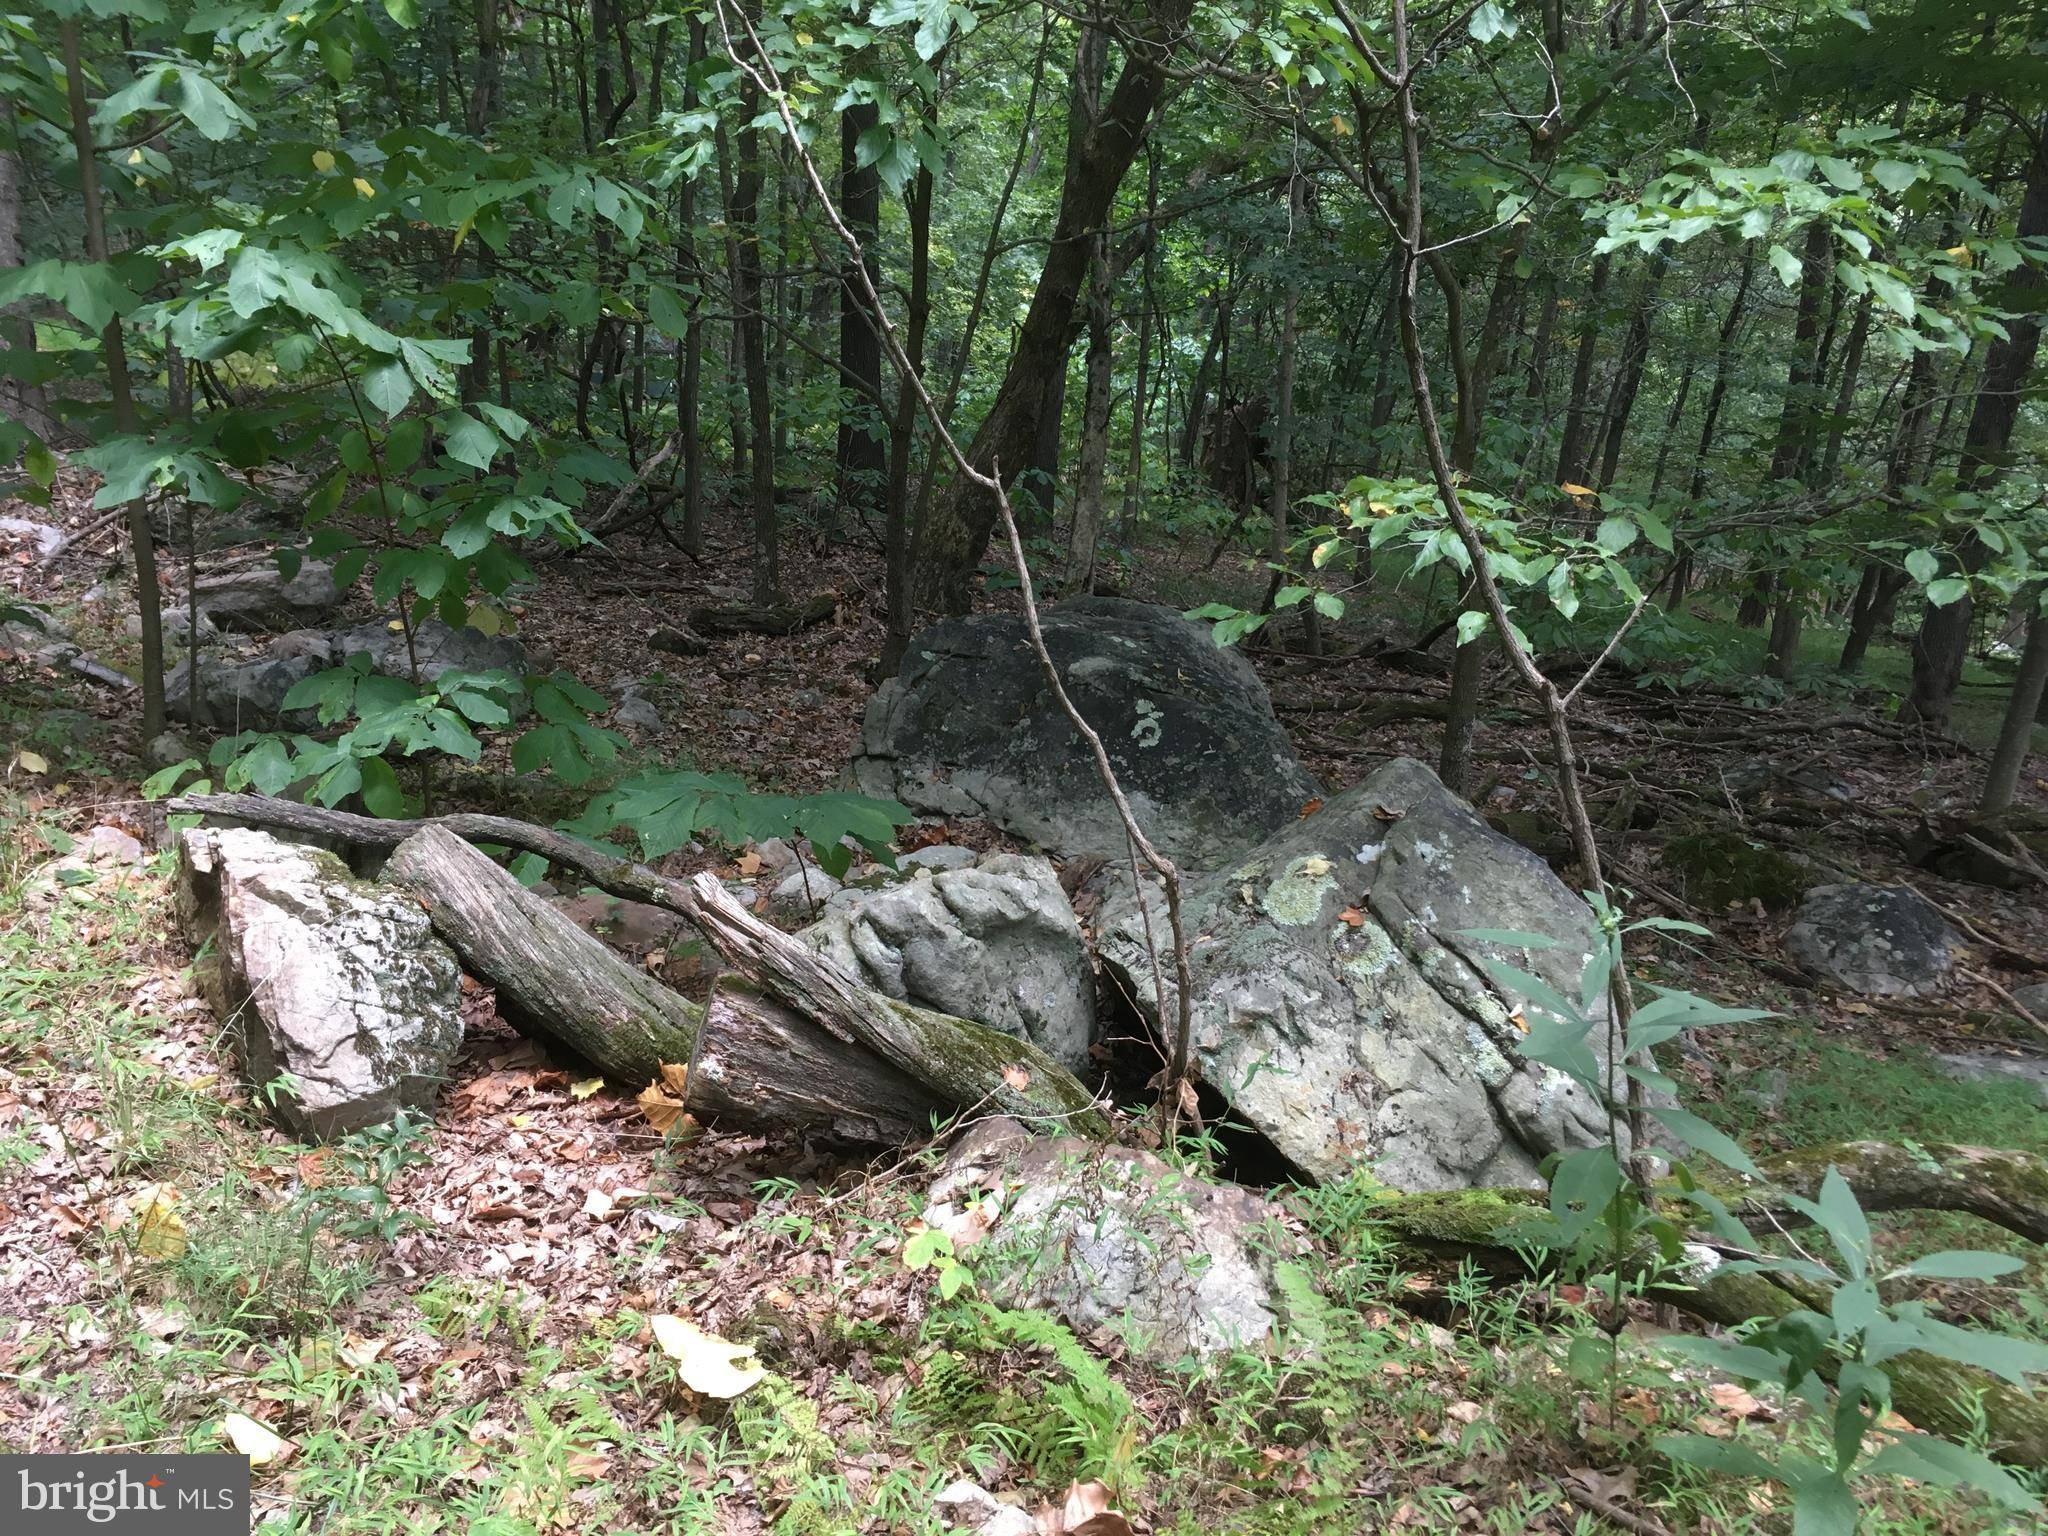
[2,0,2048,1532]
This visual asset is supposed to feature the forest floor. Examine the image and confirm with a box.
[1,491,2045,1534]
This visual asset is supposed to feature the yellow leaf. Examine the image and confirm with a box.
[649,1315,766,1398]
[312,149,336,173]
[658,1061,691,1096]
[135,1189,187,1259]
[352,177,376,199]
[221,1411,287,1466]
[465,603,504,636]
[569,1076,604,1100]
[16,750,48,774]
[1560,482,1597,498]
[127,148,144,165]
[636,1078,696,1136]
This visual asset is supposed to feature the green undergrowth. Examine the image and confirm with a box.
[0,817,2038,1534]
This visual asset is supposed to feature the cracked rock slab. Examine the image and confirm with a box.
[852,598,1320,867]
[176,827,463,1139]
[1783,883,1959,997]
[1097,757,1624,1190]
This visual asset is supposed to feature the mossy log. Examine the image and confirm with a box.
[1362,1140,2048,1465]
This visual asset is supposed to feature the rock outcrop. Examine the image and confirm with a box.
[801,854,1094,1072]
[175,827,463,1138]
[1097,757,1622,1190]
[853,598,1319,867]
[168,620,530,726]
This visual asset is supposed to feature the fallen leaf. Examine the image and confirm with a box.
[221,1411,288,1466]
[1298,797,1324,819]
[1445,1400,1482,1424]
[135,1190,186,1259]
[1001,1063,1031,1092]
[569,1076,605,1100]
[582,1188,616,1220]
[658,1062,691,1096]
[636,1078,696,1135]
[648,1315,766,1398]
[1339,907,1365,927]
[736,851,764,876]
[1561,482,1597,498]
[15,750,48,774]
[1710,1382,1765,1418]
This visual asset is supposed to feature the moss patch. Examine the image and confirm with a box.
[1662,824,1811,911]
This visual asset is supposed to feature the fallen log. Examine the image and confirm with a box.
[688,591,837,637]
[175,799,1106,1139]
[1364,1139,2048,1465]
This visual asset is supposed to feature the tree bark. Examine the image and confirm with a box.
[1901,128,2047,730]
[61,21,164,740]
[835,90,886,522]
[1980,588,2047,815]
[911,0,1191,613]
[1554,254,1611,489]
[731,39,779,606]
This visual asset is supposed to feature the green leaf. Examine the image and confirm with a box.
[358,754,409,817]
[1864,1433,2040,1511]
[1924,577,1969,608]
[1768,244,1804,288]
[1895,1250,2024,1281]
[383,0,419,25]
[363,361,413,418]
[1647,1105,1762,1178]
[1870,160,1921,195]
[647,285,691,340]
[1790,1473,1857,1536]
[1904,548,1939,584]
[1467,0,1516,40]
[1455,609,1489,646]
[440,412,503,471]
[1656,1433,1780,1482]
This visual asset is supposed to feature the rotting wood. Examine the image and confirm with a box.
[687,591,838,636]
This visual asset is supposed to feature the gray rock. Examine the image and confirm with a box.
[925,1118,1297,1364]
[146,730,199,770]
[0,516,64,558]
[612,684,662,731]
[801,853,1094,1071]
[174,827,462,1139]
[1783,884,1958,997]
[331,619,529,683]
[1722,757,1852,804]
[769,865,841,916]
[789,688,828,713]
[166,651,323,728]
[185,558,345,632]
[1097,757,1624,1190]
[2013,982,2048,1020]
[898,844,980,873]
[1935,1050,2048,1108]
[854,598,1320,868]
[725,708,761,727]
[752,837,800,874]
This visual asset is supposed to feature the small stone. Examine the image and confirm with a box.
[724,708,761,727]
[899,844,979,873]
[788,688,827,713]
[78,825,146,866]
[770,867,840,913]
[613,687,662,731]
[2012,982,2048,1020]
[753,837,799,874]
[146,730,199,770]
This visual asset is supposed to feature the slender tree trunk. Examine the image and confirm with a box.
[1768,219,1830,483]
[1902,127,2047,730]
[1646,355,1695,504]
[1554,254,1611,488]
[1261,175,1308,649]
[879,153,933,677]
[1121,150,1159,537]
[1820,290,1874,482]
[1687,249,1754,503]
[912,0,1192,614]
[1838,566,1908,674]
[1065,231,1115,596]
[731,43,778,606]
[1179,273,1232,469]
[0,101,48,439]
[62,22,164,739]
[1980,588,2047,815]
[676,19,708,556]
[1595,251,1668,489]
[836,88,886,523]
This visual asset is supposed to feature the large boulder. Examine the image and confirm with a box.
[175,827,463,1138]
[923,1118,1297,1364]
[330,618,529,683]
[1097,757,1621,1190]
[184,557,345,632]
[853,598,1320,867]
[800,854,1094,1072]
[166,650,323,727]
[1783,883,1959,997]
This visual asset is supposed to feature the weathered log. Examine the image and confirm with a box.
[381,827,700,1083]
[379,827,958,1139]
[687,591,837,637]
[1361,1140,2048,1465]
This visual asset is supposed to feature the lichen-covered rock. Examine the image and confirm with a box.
[853,598,1320,867]
[801,854,1094,1071]
[1783,883,1959,997]
[924,1118,1296,1363]
[166,651,324,727]
[1097,757,1624,1190]
[175,827,462,1138]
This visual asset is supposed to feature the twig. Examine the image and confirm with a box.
[1960,968,2048,1042]
[1559,1477,1675,1536]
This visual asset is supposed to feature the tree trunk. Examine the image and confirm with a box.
[0,100,49,440]
[1838,564,1907,674]
[1065,232,1115,596]
[1980,588,2047,815]
[1554,254,1611,489]
[912,0,1191,613]
[835,92,886,524]
[880,153,933,678]
[1764,594,1804,681]
[676,20,708,556]
[1819,290,1874,482]
[1263,176,1309,648]
[1901,128,2047,730]
[1594,251,1668,489]
[731,47,779,606]
[1767,219,1831,483]
[1688,247,1755,503]
[61,21,164,741]
[1121,149,1159,538]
